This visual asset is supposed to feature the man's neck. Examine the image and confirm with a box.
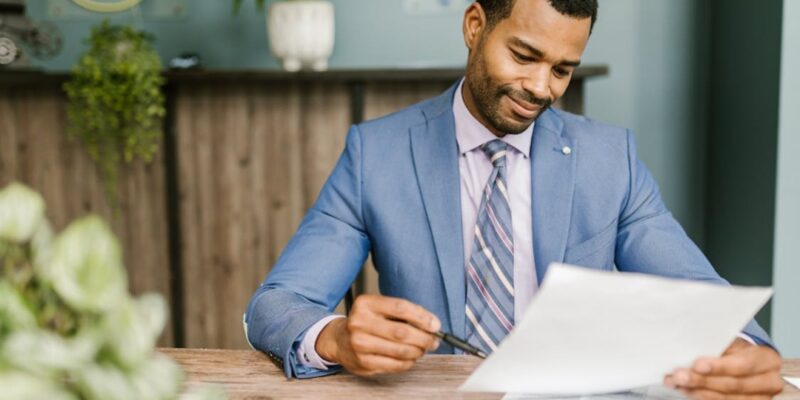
[459,79,507,138]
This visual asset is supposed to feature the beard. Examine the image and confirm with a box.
[466,47,553,134]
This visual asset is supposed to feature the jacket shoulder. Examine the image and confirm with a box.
[356,96,439,136]
[550,108,630,153]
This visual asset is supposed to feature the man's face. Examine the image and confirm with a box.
[462,0,591,136]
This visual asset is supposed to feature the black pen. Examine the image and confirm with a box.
[433,331,487,359]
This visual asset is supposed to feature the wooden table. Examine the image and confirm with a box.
[160,349,800,399]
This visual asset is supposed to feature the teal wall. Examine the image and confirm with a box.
[26,0,470,71]
[772,0,800,357]
[704,0,783,330]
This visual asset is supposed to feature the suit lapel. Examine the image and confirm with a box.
[409,90,576,335]
[531,109,576,283]
[410,84,466,337]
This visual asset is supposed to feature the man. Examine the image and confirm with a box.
[244,0,784,397]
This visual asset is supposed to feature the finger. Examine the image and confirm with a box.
[723,338,755,355]
[348,314,437,351]
[349,332,427,361]
[691,346,782,377]
[361,295,441,333]
[351,354,415,376]
[679,388,772,400]
[671,368,785,395]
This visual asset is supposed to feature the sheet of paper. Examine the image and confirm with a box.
[784,376,800,389]
[460,263,772,395]
[503,385,686,399]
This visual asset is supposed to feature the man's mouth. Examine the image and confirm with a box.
[506,95,541,119]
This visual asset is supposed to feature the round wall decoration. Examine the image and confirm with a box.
[71,0,142,13]
[0,36,20,65]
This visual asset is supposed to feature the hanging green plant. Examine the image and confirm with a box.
[63,20,165,209]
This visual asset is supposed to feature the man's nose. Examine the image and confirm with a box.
[521,65,551,101]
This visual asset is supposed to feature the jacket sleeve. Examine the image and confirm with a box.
[614,130,774,349]
[243,125,371,377]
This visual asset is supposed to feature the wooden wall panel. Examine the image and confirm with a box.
[0,87,173,346]
[176,82,350,349]
[301,84,351,208]
[363,81,453,121]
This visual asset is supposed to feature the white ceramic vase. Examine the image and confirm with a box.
[267,0,335,72]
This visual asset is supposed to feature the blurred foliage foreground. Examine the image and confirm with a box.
[0,183,225,400]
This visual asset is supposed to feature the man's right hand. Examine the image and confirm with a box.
[315,294,441,376]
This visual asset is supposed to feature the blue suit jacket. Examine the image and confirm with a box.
[244,83,772,378]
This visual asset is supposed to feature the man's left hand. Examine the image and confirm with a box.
[664,338,784,399]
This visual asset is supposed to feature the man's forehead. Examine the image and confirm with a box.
[494,0,591,56]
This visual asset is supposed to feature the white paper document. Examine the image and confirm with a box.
[460,263,773,395]
[784,376,800,389]
[502,384,686,399]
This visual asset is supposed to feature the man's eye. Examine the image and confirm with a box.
[512,51,534,63]
[553,67,569,77]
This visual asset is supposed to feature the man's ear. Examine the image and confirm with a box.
[463,3,487,51]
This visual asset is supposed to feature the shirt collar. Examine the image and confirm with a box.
[452,78,534,158]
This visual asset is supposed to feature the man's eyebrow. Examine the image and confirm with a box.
[509,37,582,67]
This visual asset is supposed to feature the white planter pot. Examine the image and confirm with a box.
[267,0,335,72]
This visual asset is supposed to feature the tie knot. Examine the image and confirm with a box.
[482,139,508,168]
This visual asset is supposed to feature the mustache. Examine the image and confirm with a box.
[500,86,553,108]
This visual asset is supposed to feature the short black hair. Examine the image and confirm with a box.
[476,0,598,31]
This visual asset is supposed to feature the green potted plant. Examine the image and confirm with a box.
[63,21,165,209]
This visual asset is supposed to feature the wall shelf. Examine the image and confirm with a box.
[0,65,608,87]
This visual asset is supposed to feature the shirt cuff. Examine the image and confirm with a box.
[737,332,757,345]
[296,315,345,370]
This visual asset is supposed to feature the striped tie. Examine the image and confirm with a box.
[465,139,515,354]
